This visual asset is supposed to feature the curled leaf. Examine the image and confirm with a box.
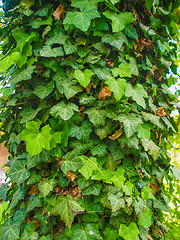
[98,86,111,101]
[53,5,65,20]
[109,128,123,141]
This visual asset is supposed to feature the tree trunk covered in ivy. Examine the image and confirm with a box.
[0,0,180,239]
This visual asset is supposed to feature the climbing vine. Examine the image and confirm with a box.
[0,0,180,239]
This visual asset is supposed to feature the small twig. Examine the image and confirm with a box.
[83,155,103,176]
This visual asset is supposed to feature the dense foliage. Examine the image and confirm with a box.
[0,0,180,239]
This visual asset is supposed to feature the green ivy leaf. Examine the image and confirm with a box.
[21,222,39,240]
[50,102,79,120]
[94,122,112,139]
[73,69,94,88]
[10,66,36,84]
[20,107,41,123]
[10,187,26,210]
[27,154,42,169]
[72,223,103,240]
[103,226,119,240]
[103,11,135,32]
[69,120,93,141]
[138,207,153,229]
[111,63,131,78]
[33,81,54,99]
[63,6,100,32]
[108,193,125,212]
[102,32,128,50]
[141,112,160,127]
[122,181,133,196]
[106,76,126,101]
[0,182,9,201]
[123,25,138,39]
[137,123,153,140]
[153,199,170,212]
[78,156,100,180]
[61,152,84,174]
[64,41,78,55]
[85,108,106,127]
[111,167,126,188]
[45,32,67,46]
[125,83,148,108]
[71,0,101,11]
[91,143,107,157]
[82,183,102,195]
[129,57,139,76]
[26,195,42,212]
[27,171,42,185]
[119,222,140,240]
[38,179,55,198]
[1,219,20,240]
[9,160,30,184]
[39,236,52,240]
[141,186,155,201]
[51,194,84,228]
[114,113,142,138]
[141,138,160,160]
[0,52,20,71]
[40,46,64,57]
[20,120,52,156]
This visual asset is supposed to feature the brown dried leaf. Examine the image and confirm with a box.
[108,128,123,141]
[86,82,94,94]
[57,221,66,234]
[29,184,39,195]
[79,106,85,120]
[66,171,77,181]
[53,5,65,20]
[33,220,40,229]
[98,86,111,101]
[156,107,168,116]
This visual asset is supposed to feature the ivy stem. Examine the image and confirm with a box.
[83,155,103,176]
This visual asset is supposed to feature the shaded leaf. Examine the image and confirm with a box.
[141,138,160,160]
[69,120,93,142]
[1,219,20,240]
[108,193,125,212]
[9,160,30,184]
[26,194,42,212]
[102,32,128,50]
[85,108,106,127]
[61,152,84,174]
[51,102,79,120]
[33,81,54,99]
[10,66,36,84]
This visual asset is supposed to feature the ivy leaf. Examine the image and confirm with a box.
[61,152,84,174]
[119,222,140,240]
[72,223,103,240]
[0,182,9,201]
[119,135,139,149]
[33,81,54,99]
[141,112,160,127]
[153,199,170,212]
[103,226,119,240]
[63,6,100,32]
[71,0,101,11]
[103,11,135,32]
[20,121,52,156]
[73,69,94,88]
[102,32,128,50]
[82,183,102,195]
[40,46,64,57]
[0,52,20,71]
[10,187,26,210]
[1,219,20,240]
[111,167,125,188]
[45,32,67,45]
[141,138,160,160]
[111,63,131,78]
[122,181,133,196]
[51,194,84,228]
[78,156,100,180]
[10,66,36,84]
[114,113,142,138]
[9,160,30,184]
[20,107,41,123]
[123,25,138,39]
[162,116,176,133]
[137,123,153,140]
[64,41,78,55]
[94,122,112,139]
[129,57,139,76]
[26,195,42,212]
[108,193,125,212]
[50,102,79,120]
[69,120,93,142]
[27,154,42,169]
[125,83,148,108]
[38,179,55,198]
[85,108,106,127]
[21,222,39,240]
[138,207,153,229]
[141,186,155,201]
[63,83,82,99]
[91,143,107,157]
[105,76,126,101]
